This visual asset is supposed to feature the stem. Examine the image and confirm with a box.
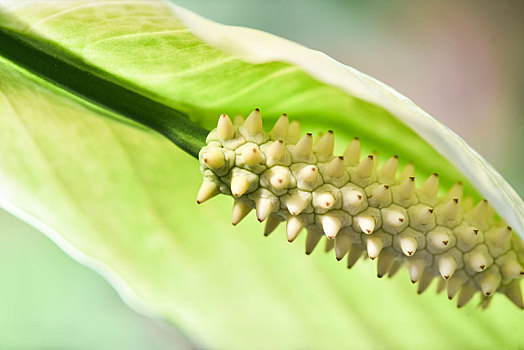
[0,28,207,158]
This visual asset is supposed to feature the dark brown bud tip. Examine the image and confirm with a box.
[255,108,260,111]
[393,155,399,159]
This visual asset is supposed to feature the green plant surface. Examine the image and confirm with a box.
[0,209,192,350]
[0,1,522,349]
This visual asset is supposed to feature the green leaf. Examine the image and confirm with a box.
[0,1,522,348]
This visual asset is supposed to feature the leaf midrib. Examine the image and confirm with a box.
[0,27,207,158]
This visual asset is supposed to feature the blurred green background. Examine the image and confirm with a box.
[0,0,522,348]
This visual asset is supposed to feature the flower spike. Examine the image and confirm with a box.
[197,111,524,308]
[217,113,235,140]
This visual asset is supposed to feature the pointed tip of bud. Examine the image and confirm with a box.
[231,176,250,197]
[457,285,476,308]
[242,145,263,166]
[344,138,361,166]
[299,165,318,184]
[408,260,426,284]
[197,181,220,204]
[315,192,336,210]
[421,173,439,197]
[316,131,334,156]
[269,170,290,190]
[503,281,524,309]
[295,133,313,157]
[438,256,456,280]
[502,259,524,279]
[270,114,289,139]
[217,113,235,140]
[379,155,399,182]
[399,236,417,257]
[335,234,351,261]
[264,216,281,236]
[480,273,500,297]
[244,108,263,135]
[467,250,490,272]
[286,216,303,242]
[232,199,252,225]
[327,156,345,178]
[256,197,274,222]
[356,155,375,178]
[267,140,286,161]
[355,215,376,234]
[367,236,384,260]
[321,215,341,239]
[202,148,226,169]
[399,176,416,199]
[305,229,322,254]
